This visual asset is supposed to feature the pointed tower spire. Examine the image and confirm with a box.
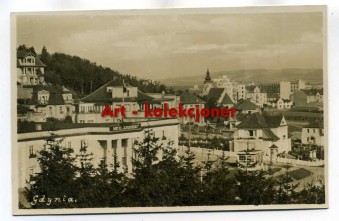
[204,68,211,82]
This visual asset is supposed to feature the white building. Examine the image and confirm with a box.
[280,81,291,100]
[17,50,46,85]
[271,98,293,110]
[231,113,291,156]
[25,85,77,121]
[301,121,324,146]
[17,118,180,190]
[77,81,177,123]
[246,86,267,108]
[291,79,306,93]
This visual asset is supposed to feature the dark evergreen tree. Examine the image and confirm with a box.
[234,169,276,205]
[296,180,325,204]
[24,136,78,208]
[275,172,299,204]
[175,150,202,206]
[200,152,236,205]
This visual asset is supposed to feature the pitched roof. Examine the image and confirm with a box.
[17,50,46,67]
[238,112,268,129]
[80,80,154,103]
[180,91,206,104]
[220,93,233,105]
[262,113,285,128]
[235,99,257,111]
[237,112,281,141]
[29,85,72,105]
[269,144,279,149]
[301,89,323,96]
[304,120,324,129]
[206,88,224,101]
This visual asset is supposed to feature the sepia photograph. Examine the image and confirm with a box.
[11,6,327,215]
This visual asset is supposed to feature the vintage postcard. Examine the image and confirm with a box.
[12,6,328,215]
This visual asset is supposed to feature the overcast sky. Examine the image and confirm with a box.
[16,11,323,79]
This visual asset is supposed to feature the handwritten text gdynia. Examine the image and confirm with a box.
[30,195,77,206]
[101,103,236,123]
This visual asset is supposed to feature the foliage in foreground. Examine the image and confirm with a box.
[24,130,325,209]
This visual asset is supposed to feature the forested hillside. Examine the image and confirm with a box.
[17,45,173,97]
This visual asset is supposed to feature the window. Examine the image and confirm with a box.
[80,120,85,123]
[122,139,128,148]
[313,129,316,133]
[29,146,35,158]
[249,130,255,137]
[126,90,130,97]
[67,142,72,148]
[307,129,310,133]
[30,168,34,176]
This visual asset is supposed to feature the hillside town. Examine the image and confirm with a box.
[16,48,325,208]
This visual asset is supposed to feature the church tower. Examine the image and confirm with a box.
[203,68,214,96]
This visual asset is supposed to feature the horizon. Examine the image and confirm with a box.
[17,12,323,80]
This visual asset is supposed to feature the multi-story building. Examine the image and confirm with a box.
[24,85,77,121]
[230,112,291,156]
[291,79,306,93]
[212,75,236,101]
[280,81,291,100]
[17,50,46,85]
[301,120,324,146]
[17,118,180,190]
[77,80,177,123]
[246,86,267,108]
[237,84,247,101]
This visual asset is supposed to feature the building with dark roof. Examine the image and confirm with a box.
[230,112,291,156]
[25,85,77,121]
[17,50,46,85]
[179,91,206,125]
[206,88,234,108]
[77,80,179,124]
[301,120,324,146]
[234,99,259,114]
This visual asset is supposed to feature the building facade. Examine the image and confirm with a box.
[17,50,46,85]
[231,113,291,156]
[301,121,324,146]
[17,119,180,190]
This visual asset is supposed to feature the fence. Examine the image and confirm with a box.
[179,145,324,167]
[264,155,325,167]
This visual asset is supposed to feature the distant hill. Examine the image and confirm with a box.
[160,69,323,88]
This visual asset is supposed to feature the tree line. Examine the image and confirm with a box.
[23,130,325,209]
[18,45,174,96]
